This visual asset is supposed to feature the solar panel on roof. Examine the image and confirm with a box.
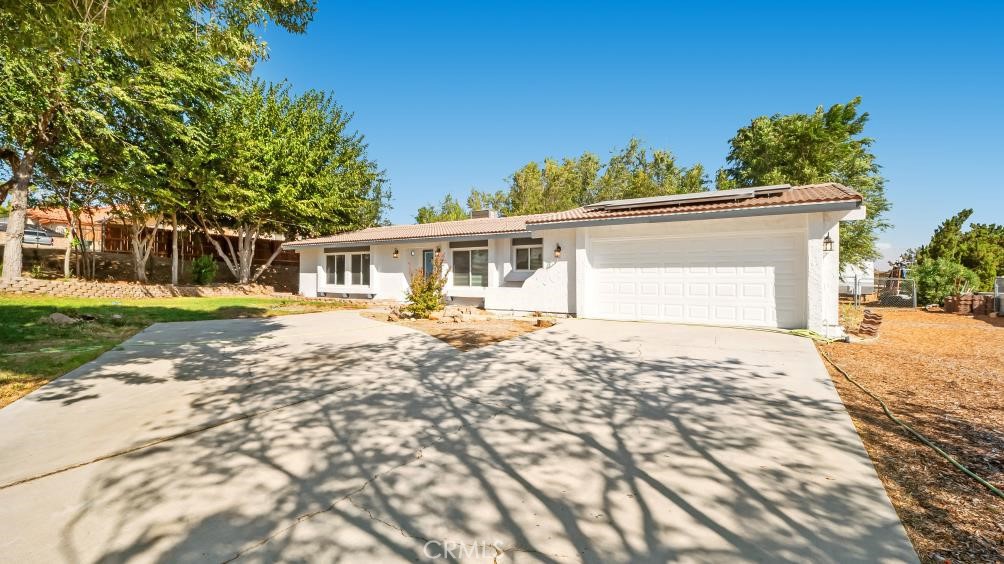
[584,184,792,211]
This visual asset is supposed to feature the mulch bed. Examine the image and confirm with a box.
[819,308,1003,563]
[362,312,542,351]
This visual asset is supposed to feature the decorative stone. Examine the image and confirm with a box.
[46,312,79,325]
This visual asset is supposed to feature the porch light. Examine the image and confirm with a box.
[823,234,834,252]
[554,243,562,258]
[393,248,399,259]
[435,247,441,257]
[410,249,416,256]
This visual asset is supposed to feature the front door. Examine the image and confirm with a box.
[422,250,435,276]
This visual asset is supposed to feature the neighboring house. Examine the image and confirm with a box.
[1,207,296,266]
[839,261,875,295]
[284,183,866,338]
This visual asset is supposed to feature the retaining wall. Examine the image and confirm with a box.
[0,278,277,299]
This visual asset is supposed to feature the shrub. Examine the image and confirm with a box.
[403,252,449,318]
[909,258,981,305]
[191,255,218,285]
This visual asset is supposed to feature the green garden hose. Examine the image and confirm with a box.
[792,330,1004,500]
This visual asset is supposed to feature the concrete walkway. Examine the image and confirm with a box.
[0,311,916,563]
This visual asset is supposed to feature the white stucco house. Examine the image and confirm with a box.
[283,183,866,338]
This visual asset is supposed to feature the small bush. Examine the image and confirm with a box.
[403,252,449,318]
[191,255,218,285]
[909,258,981,305]
[29,264,43,279]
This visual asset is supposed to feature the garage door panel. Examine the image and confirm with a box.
[589,233,806,328]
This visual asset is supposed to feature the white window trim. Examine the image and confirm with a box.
[324,250,371,288]
[512,244,544,272]
[451,247,489,288]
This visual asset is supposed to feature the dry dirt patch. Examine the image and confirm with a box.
[819,307,1003,563]
[362,311,542,351]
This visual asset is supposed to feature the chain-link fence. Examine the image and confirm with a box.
[840,275,917,307]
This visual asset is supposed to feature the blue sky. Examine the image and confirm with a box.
[255,1,1003,266]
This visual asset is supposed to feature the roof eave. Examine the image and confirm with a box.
[282,230,533,250]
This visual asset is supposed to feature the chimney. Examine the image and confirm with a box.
[471,209,498,219]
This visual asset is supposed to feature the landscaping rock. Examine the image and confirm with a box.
[535,318,556,328]
[46,312,79,325]
[429,310,443,320]
[387,311,400,322]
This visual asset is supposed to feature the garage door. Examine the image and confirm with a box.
[588,232,806,328]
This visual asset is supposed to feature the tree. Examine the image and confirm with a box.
[416,194,469,224]
[914,209,1004,291]
[595,140,706,201]
[909,258,981,305]
[0,0,315,282]
[958,223,1004,290]
[193,80,386,284]
[718,97,890,269]
[414,139,707,222]
[915,209,972,264]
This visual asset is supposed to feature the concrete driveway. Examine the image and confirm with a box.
[0,311,916,563]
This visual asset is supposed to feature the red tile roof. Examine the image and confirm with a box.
[526,182,861,226]
[284,183,861,248]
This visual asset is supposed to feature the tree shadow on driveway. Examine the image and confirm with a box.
[0,313,917,563]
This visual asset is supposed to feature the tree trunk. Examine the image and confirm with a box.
[62,234,72,278]
[170,212,179,285]
[251,241,285,283]
[0,154,34,282]
[130,227,148,283]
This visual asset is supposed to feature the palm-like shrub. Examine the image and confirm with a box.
[191,255,218,285]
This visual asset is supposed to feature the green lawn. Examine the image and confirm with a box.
[0,295,358,408]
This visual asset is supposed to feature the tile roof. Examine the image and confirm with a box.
[284,183,861,248]
[526,182,862,226]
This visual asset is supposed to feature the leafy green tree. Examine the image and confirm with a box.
[915,209,972,263]
[959,223,1004,290]
[0,0,314,282]
[192,80,386,284]
[718,97,890,269]
[915,209,1003,291]
[466,189,508,215]
[909,258,981,304]
[596,139,706,201]
[415,140,706,221]
[415,194,469,224]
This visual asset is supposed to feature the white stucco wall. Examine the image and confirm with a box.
[484,229,576,314]
[294,207,861,337]
[297,248,320,298]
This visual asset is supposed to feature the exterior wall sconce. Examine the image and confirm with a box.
[393,248,399,259]
[823,234,834,252]
[554,244,562,258]
[435,247,441,257]
[410,249,416,256]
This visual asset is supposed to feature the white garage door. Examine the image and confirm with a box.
[588,232,806,328]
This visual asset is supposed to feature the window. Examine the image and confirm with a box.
[514,245,543,270]
[453,249,487,287]
[325,253,368,286]
[326,255,345,285]
[351,253,370,285]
